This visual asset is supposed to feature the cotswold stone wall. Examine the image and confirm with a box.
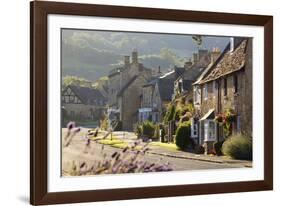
[108,74,121,107]
[221,40,252,136]
[141,86,153,108]
[200,82,217,116]
[242,38,253,137]
[120,75,148,131]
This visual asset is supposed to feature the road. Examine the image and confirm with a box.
[62,128,241,175]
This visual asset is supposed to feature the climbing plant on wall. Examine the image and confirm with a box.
[215,108,236,137]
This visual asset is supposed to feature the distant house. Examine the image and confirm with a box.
[138,71,175,123]
[138,79,157,122]
[138,48,216,124]
[173,48,221,101]
[192,37,252,153]
[107,50,152,131]
[62,85,107,121]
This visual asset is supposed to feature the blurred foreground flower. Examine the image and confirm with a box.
[67,139,173,176]
[63,122,174,175]
[64,121,81,147]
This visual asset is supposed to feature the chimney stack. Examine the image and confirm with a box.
[132,50,138,64]
[124,55,130,66]
[193,53,198,64]
[158,66,161,74]
[211,47,221,63]
[198,49,209,61]
[184,59,192,69]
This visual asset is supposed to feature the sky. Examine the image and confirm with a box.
[62,29,230,81]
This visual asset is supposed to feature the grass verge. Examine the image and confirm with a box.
[149,142,179,151]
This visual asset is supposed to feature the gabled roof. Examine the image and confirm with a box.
[193,61,216,85]
[157,78,174,101]
[198,38,248,84]
[117,75,138,97]
[174,66,185,79]
[142,78,158,87]
[159,70,174,79]
[108,67,124,78]
[182,80,193,91]
[66,85,106,105]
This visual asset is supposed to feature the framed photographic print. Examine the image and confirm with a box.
[30,1,273,205]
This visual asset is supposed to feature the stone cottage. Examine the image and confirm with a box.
[192,37,252,153]
[138,48,213,124]
[173,48,220,101]
[138,69,178,124]
[107,50,152,131]
[62,85,107,122]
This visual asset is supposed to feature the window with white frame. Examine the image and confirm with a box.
[193,87,197,103]
[191,118,198,138]
[204,120,216,141]
[193,86,201,105]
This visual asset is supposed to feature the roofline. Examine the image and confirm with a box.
[198,64,245,85]
[193,41,231,86]
[117,75,138,96]
[197,39,248,85]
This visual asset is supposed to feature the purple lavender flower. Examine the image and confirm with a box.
[73,127,81,134]
[67,121,76,130]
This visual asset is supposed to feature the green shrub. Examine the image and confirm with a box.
[164,104,176,123]
[222,134,252,160]
[142,121,155,138]
[153,124,160,139]
[100,117,109,130]
[134,124,142,138]
[173,109,181,121]
[175,121,191,150]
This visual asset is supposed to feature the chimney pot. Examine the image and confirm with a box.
[193,53,198,64]
[132,50,138,64]
[211,47,221,63]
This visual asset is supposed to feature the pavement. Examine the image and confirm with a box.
[111,131,252,168]
[147,147,252,167]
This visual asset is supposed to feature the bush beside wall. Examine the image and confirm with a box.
[222,134,252,160]
[175,121,191,150]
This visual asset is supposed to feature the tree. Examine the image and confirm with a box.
[62,75,93,89]
[164,104,176,123]
[192,35,203,48]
